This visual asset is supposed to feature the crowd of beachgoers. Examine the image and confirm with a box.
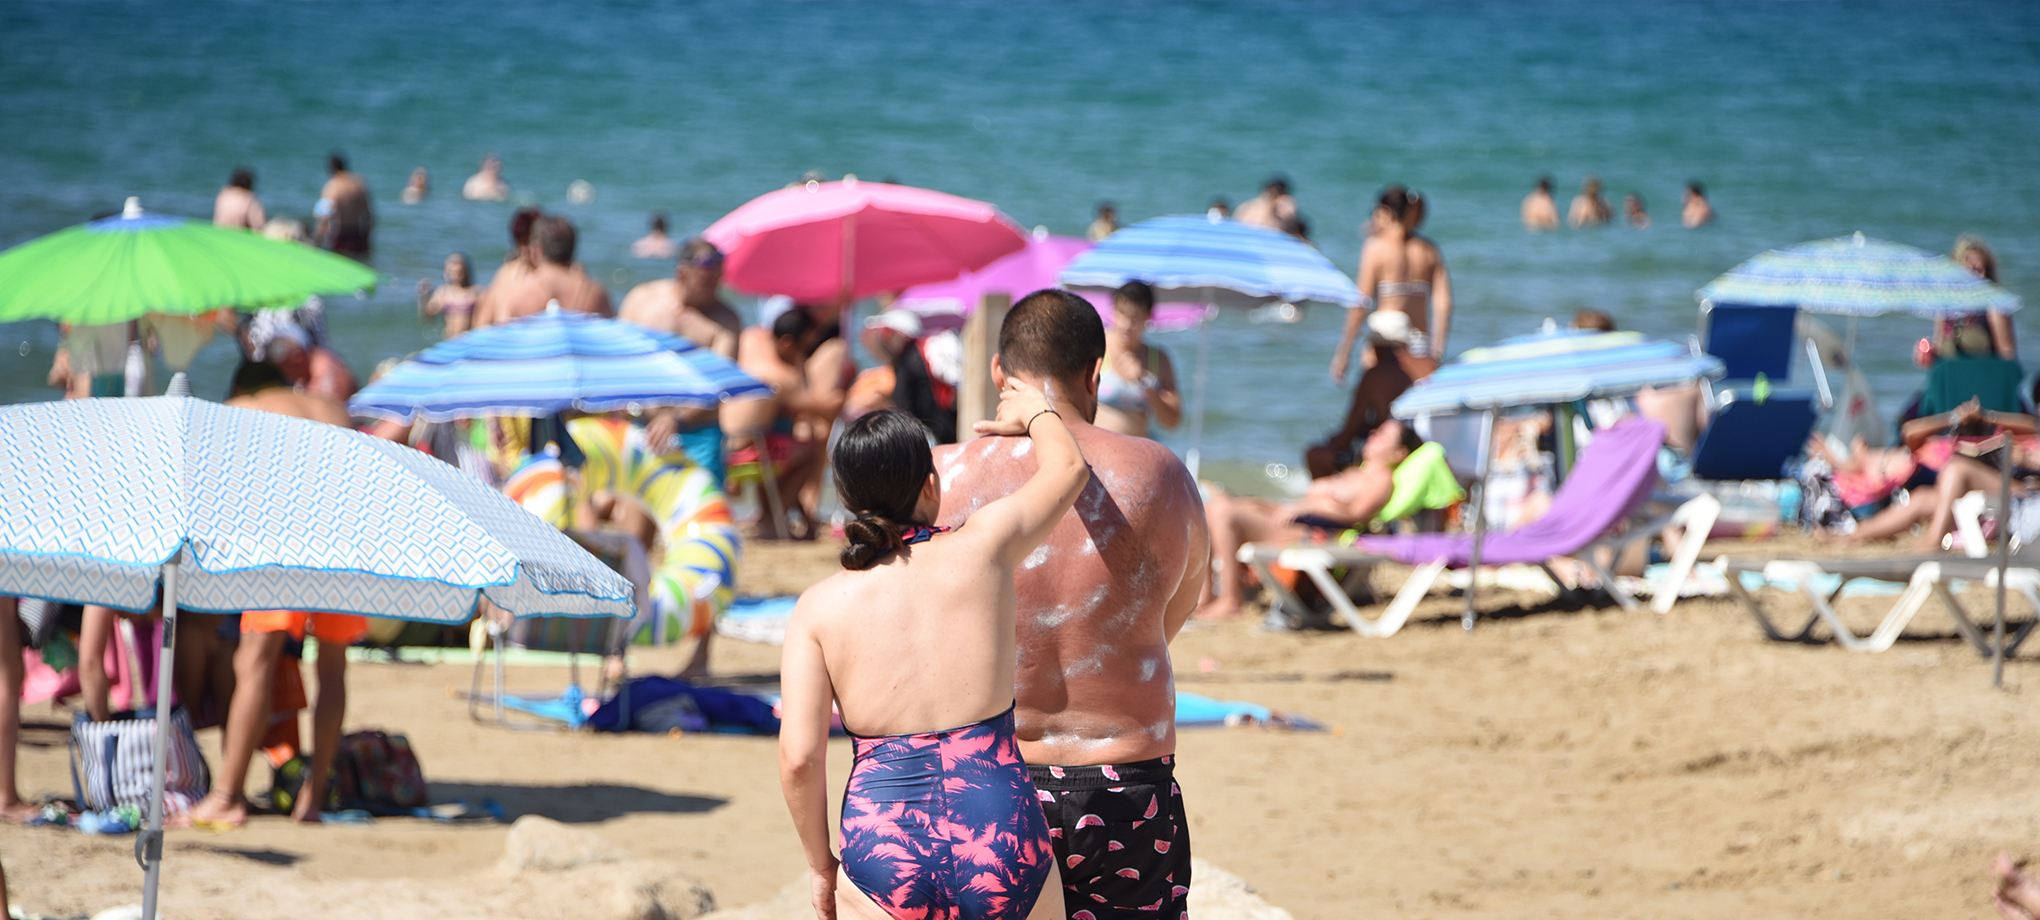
[7,147,2037,920]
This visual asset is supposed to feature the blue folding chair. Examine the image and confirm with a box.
[1693,303,1833,480]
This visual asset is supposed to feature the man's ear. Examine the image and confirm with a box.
[990,353,1008,389]
[1086,357,1103,397]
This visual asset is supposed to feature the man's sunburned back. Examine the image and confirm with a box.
[935,422,1206,766]
[493,264,610,321]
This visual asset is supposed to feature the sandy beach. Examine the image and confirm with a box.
[5,536,2033,919]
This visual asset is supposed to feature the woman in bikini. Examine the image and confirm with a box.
[1093,281,1182,439]
[418,253,480,338]
[1314,186,1455,476]
[779,383,1086,920]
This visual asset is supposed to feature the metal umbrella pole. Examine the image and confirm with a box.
[1463,410,1496,633]
[1184,317,1212,478]
[139,549,181,920]
[1996,443,2012,689]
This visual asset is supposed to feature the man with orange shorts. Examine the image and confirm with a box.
[186,361,361,828]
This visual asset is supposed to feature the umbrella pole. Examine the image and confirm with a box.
[1996,444,2011,689]
[139,551,181,920]
[1185,316,1211,478]
[1464,410,1496,633]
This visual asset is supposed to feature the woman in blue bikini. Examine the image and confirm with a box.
[779,378,1088,920]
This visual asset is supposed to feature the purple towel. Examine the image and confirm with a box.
[1359,419,1665,567]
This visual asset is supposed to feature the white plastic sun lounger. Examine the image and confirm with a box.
[1716,553,2039,655]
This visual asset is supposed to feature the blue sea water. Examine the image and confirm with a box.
[2,1,2037,490]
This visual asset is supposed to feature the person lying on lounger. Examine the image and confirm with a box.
[1833,398,2040,549]
[1197,418,1460,620]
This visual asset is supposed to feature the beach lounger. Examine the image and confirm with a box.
[1243,420,1720,637]
[1717,552,2039,655]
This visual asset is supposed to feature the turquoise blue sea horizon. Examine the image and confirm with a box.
[3,1,2036,491]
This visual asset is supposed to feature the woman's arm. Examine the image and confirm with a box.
[777,601,840,920]
[1331,248,1380,383]
[1145,349,1184,429]
[1428,248,1453,359]
[964,378,1090,570]
[1990,310,2019,361]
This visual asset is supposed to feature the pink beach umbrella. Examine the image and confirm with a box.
[897,230,1212,333]
[701,178,1028,305]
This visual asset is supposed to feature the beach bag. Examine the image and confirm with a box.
[330,730,428,815]
[69,707,211,815]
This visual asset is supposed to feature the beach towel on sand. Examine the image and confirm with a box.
[588,677,781,735]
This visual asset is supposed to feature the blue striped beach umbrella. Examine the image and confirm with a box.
[0,396,634,918]
[1698,232,2021,317]
[1393,329,1726,417]
[1057,214,1361,309]
[349,309,770,424]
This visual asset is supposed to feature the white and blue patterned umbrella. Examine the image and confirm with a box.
[1058,214,1361,309]
[1393,329,1726,417]
[0,397,633,621]
[0,395,632,918]
[349,309,770,424]
[1697,232,2021,317]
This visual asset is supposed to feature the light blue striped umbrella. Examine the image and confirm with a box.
[0,396,633,917]
[1393,329,1726,417]
[349,310,770,424]
[1697,232,2021,317]
[1058,214,1361,309]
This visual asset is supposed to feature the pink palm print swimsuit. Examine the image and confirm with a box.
[841,705,1055,919]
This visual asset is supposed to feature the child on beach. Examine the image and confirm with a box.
[778,390,1084,920]
[418,253,480,339]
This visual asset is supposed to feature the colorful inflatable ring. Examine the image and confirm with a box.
[502,417,739,642]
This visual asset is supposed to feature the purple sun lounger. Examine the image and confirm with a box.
[1241,419,1720,637]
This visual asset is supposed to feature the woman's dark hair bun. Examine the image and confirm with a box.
[840,515,903,571]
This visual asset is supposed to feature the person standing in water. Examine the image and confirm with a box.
[313,151,373,255]
[631,211,677,260]
[1520,174,1559,232]
[1235,174,1303,237]
[1086,200,1119,242]
[463,154,509,201]
[213,166,266,230]
[780,392,1085,920]
[1568,174,1612,228]
[1624,192,1651,229]
[1093,281,1182,439]
[1681,181,1714,228]
[934,290,1209,916]
[417,253,480,339]
[1332,185,1452,378]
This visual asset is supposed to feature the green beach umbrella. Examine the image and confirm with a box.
[0,198,377,325]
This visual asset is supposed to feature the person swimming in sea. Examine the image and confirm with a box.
[778,390,1085,920]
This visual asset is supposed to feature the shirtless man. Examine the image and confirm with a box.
[631,212,676,260]
[185,360,361,828]
[1681,181,1715,228]
[728,310,840,537]
[1200,418,1425,619]
[933,289,1209,915]
[1520,174,1558,232]
[213,167,266,230]
[618,238,743,357]
[477,215,610,323]
[1235,174,1302,237]
[1568,174,1612,228]
[313,151,373,255]
[463,155,509,201]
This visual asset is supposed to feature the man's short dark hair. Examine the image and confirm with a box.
[1686,180,1706,196]
[1536,174,1553,193]
[999,288,1106,384]
[649,211,668,233]
[1114,280,1155,314]
[772,307,818,344]
[227,359,291,399]
[534,215,576,266]
[327,151,347,174]
[229,167,255,190]
[1264,174,1290,195]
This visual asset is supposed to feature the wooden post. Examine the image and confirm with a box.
[958,292,1010,438]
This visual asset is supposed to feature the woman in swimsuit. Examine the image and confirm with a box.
[1093,281,1182,439]
[418,253,480,338]
[780,384,1085,920]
